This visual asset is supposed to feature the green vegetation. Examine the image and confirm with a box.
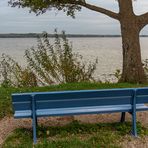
[2,121,148,148]
[0,53,38,88]
[1,82,148,147]
[0,31,98,88]
[0,82,148,119]
[25,31,98,85]
[1,31,148,88]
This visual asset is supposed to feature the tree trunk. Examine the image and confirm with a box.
[119,21,147,83]
[118,0,147,84]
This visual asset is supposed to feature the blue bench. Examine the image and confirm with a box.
[12,88,148,143]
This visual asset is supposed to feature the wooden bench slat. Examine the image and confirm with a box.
[11,87,148,144]
[34,89,133,101]
[13,102,31,110]
[12,95,32,102]
[14,110,32,118]
[36,105,132,117]
[13,104,148,118]
[36,97,132,109]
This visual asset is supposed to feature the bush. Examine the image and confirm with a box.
[0,54,37,87]
[0,30,98,87]
[25,30,98,85]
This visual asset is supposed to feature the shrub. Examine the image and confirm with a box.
[0,54,37,87]
[0,30,98,87]
[25,30,98,85]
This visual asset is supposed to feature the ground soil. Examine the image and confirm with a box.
[0,112,148,147]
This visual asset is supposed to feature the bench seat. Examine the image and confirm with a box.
[14,104,148,118]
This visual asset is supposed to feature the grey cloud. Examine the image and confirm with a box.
[0,0,147,34]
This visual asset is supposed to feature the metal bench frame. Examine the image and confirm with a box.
[12,88,148,143]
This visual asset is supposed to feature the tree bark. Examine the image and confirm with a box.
[118,0,147,83]
[119,22,146,83]
[79,0,147,83]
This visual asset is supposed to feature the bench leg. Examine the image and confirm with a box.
[32,117,37,144]
[120,112,126,123]
[132,111,137,137]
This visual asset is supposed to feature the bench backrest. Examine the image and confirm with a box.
[12,88,136,112]
[136,88,148,104]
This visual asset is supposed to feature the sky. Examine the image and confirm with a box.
[0,0,148,34]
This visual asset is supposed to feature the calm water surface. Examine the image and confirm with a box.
[0,37,147,81]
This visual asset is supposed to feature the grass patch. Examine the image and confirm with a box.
[0,82,148,119]
[2,121,148,148]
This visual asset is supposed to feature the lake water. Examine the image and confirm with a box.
[0,37,148,81]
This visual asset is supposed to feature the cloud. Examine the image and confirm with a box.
[0,0,147,34]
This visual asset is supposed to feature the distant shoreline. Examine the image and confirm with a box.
[0,34,148,38]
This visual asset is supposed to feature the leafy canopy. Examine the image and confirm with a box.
[9,0,86,17]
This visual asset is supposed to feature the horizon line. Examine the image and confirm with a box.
[0,33,148,38]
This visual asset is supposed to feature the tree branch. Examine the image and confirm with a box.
[9,0,119,20]
[71,1,119,20]
[138,12,148,29]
